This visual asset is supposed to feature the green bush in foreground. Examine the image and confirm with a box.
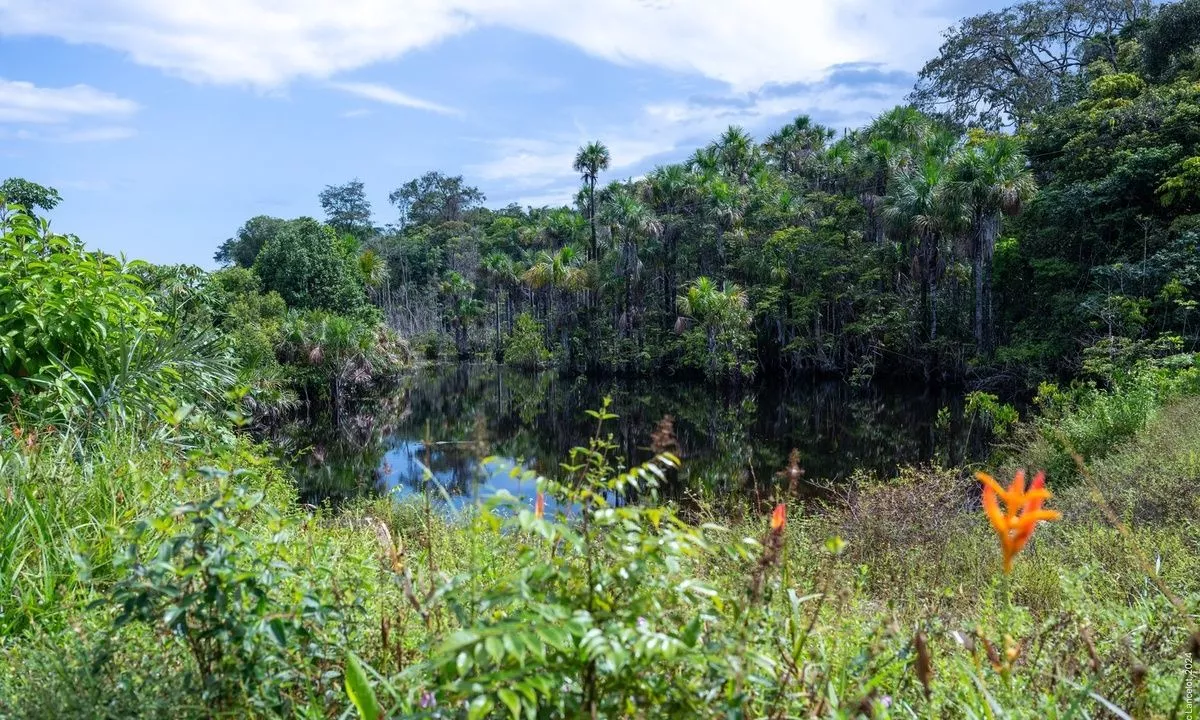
[2,396,1198,717]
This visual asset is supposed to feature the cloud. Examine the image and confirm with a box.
[469,136,671,192]
[340,108,372,119]
[0,1,958,90]
[0,78,139,123]
[0,125,137,143]
[329,82,457,115]
[474,62,915,205]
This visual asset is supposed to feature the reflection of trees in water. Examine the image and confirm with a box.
[281,365,971,506]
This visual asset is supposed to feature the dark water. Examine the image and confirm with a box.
[280,365,977,509]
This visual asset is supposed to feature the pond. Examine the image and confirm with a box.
[279,364,981,509]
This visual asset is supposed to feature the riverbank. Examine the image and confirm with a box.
[2,365,1197,717]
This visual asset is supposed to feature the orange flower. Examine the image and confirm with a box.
[978,470,1061,573]
[770,503,786,532]
[534,491,545,520]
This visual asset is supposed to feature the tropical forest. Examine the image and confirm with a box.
[2,0,1200,717]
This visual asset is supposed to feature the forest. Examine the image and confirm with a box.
[1,0,1199,717]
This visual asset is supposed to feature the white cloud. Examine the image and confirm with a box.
[330,82,457,115]
[469,136,672,194]
[0,1,957,90]
[0,78,139,123]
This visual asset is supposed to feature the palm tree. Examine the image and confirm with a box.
[764,115,835,175]
[645,164,699,319]
[522,245,588,333]
[676,276,751,378]
[710,125,760,184]
[883,149,964,344]
[481,252,519,358]
[948,136,1037,355]
[438,271,484,358]
[574,141,611,261]
[601,190,662,337]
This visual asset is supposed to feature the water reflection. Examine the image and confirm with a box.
[277,365,972,508]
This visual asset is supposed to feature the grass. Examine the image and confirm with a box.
[0,392,1197,717]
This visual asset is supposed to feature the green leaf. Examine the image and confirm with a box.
[467,695,494,720]
[497,688,521,719]
[344,651,382,720]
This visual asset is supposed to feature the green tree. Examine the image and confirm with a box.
[948,135,1037,355]
[884,144,963,343]
[910,0,1150,128]
[573,141,611,260]
[676,277,754,380]
[388,172,485,229]
[214,216,288,268]
[319,179,374,238]
[253,218,366,313]
[602,189,661,338]
[0,178,62,220]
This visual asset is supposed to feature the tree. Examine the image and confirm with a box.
[1142,0,1200,80]
[522,246,588,337]
[948,135,1037,355]
[388,172,485,229]
[676,277,754,380]
[319,179,374,238]
[602,189,662,337]
[253,218,366,313]
[910,0,1150,128]
[573,141,611,261]
[884,145,964,344]
[764,116,834,176]
[0,178,62,219]
[214,216,288,268]
[438,271,484,358]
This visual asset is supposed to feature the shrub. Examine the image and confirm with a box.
[105,481,349,714]
[502,312,551,369]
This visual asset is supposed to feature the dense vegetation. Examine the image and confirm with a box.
[1,0,1199,717]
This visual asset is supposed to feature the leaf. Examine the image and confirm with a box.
[467,695,494,720]
[344,651,382,720]
[498,688,521,719]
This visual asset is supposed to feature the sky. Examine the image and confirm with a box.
[0,0,998,267]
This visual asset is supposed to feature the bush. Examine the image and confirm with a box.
[253,218,367,314]
[502,312,551,369]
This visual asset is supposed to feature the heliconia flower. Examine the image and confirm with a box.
[978,470,1061,573]
[534,491,545,520]
[771,503,786,532]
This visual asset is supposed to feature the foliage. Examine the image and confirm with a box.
[910,0,1150,128]
[105,481,348,714]
[0,177,62,217]
[319,179,374,239]
[214,215,288,268]
[253,217,368,314]
[0,206,233,428]
[676,277,755,380]
[502,312,551,369]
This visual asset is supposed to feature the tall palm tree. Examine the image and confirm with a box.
[601,190,662,337]
[574,141,611,261]
[764,115,835,175]
[645,164,699,319]
[948,135,1037,355]
[481,252,518,358]
[883,149,964,344]
[710,125,760,184]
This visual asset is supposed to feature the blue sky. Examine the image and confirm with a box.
[0,0,996,267]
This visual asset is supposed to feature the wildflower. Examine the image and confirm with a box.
[771,503,786,532]
[419,690,436,709]
[534,491,545,520]
[977,470,1061,573]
